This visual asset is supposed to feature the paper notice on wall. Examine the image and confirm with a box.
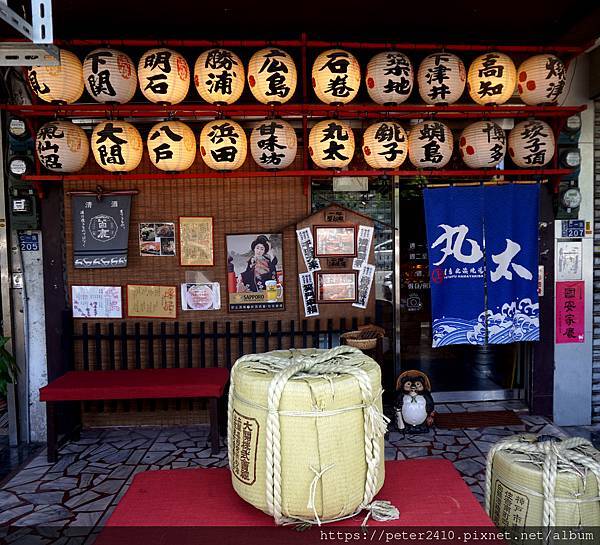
[299,272,319,317]
[353,225,374,270]
[556,280,585,344]
[181,282,221,311]
[72,286,122,318]
[127,284,177,319]
[353,264,375,309]
[557,240,582,281]
[296,227,321,272]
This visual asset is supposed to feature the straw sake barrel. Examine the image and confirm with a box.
[486,434,600,527]
[228,346,392,525]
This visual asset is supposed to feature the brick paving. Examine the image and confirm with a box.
[0,401,569,543]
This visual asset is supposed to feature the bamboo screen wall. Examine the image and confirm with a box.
[62,141,310,425]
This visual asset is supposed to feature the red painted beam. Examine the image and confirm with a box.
[22,168,574,182]
[0,103,586,120]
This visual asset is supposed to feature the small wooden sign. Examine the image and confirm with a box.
[324,210,345,223]
[326,257,348,269]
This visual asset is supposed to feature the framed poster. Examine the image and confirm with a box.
[139,222,176,256]
[126,284,177,319]
[181,282,221,311]
[179,217,214,266]
[226,233,284,312]
[72,286,122,318]
[315,272,357,303]
[313,225,357,257]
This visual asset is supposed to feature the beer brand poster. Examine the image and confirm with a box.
[126,284,177,319]
[556,281,585,344]
[72,194,131,268]
[179,217,214,266]
[226,233,284,312]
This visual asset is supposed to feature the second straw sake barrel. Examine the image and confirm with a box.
[228,347,386,523]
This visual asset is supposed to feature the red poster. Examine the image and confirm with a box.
[556,281,585,344]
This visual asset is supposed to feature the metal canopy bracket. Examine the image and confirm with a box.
[0,0,57,66]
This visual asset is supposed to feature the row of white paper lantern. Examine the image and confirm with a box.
[27,47,567,107]
[35,118,555,174]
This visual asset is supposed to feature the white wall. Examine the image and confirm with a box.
[553,54,595,426]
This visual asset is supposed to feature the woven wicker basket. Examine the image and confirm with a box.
[340,331,378,350]
[228,347,385,522]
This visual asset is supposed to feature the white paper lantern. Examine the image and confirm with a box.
[194,49,245,105]
[247,48,297,104]
[91,121,143,172]
[147,121,196,172]
[308,119,355,169]
[408,121,454,168]
[362,121,408,169]
[459,121,506,168]
[508,119,555,167]
[467,52,516,105]
[199,119,247,170]
[250,119,297,169]
[36,120,89,173]
[366,51,413,105]
[83,48,137,104]
[138,48,190,104]
[417,52,466,105]
[517,54,567,106]
[312,49,360,105]
[27,49,84,104]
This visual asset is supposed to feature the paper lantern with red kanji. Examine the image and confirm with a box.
[199,119,247,170]
[83,48,137,104]
[312,49,360,105]
[417,52,466,105]
[250,119,297,169]
[194,49,245,105]
[36,120,89,173]
[91,121,143,172]
[27,49,84,104]
[458,121,506,168]
[408,121,454,168]
[508,119,555,167]
[147,121,196,172]
[138,48,190,104]
[366,51,413,105]
[467,52,516,105]
[517,54,567,106]
[362,121,408,169]
[308,119,355,168]
[247,48,297,104]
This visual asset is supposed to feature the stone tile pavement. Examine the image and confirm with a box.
[0,401,574,543]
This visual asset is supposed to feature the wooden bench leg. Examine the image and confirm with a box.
[46,402,58,463]
[209,397,220,455]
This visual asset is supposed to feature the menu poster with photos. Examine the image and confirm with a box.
[139,222,176,256]
[181,282,221,311]
[127,284,177,319]
[72,194,132,269]
[353,264,375,309]
[316,272,357,303]
[353,225,374,270]
[72,286,122,318]
[314,225,356,257]
[179,217,214,266]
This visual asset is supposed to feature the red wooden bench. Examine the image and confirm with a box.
[39,367,229,462]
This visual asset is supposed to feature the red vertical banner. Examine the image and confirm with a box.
[556,281,585,344]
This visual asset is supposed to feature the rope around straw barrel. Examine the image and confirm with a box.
[485,435,600,527]
[227,345,399,526]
